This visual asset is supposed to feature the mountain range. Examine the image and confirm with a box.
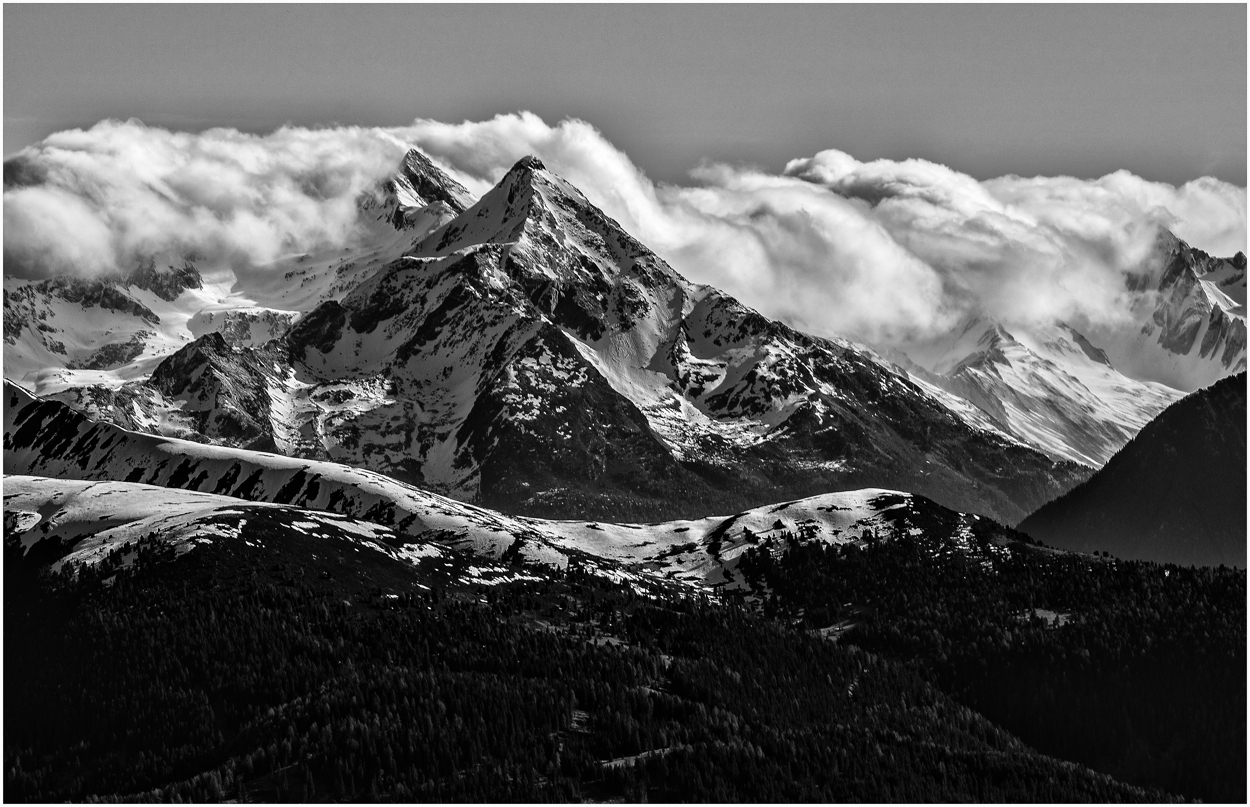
[4,144,1245,804]
[6,147,1244,532]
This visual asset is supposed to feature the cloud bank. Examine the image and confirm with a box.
[5,112,1245,354]
[3,120,414,280]
[407,114,1246,347]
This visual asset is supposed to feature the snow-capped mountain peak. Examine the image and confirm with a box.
[1056,323,1113,367]
[881,227,1244,468]
[408,154,665,294]
[359,148,476,233]
[947,322,1021,377]
[891,316,1183,467]
[1088,229,1248,391]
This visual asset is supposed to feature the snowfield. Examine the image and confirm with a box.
[891,318,1184,466]
[4,459,954,596]
[2,474,449,575]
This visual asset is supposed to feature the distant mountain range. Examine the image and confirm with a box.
[885,230,1245,467]
[3,148,1244,532]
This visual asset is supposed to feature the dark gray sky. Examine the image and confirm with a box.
[5,4,1246,186]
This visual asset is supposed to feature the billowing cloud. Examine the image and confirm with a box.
[399,115,1245,347]
[3,119,420,280]
[5,112,1245,356]
[783,149,1247,339]
[986,171,1248,260]
[4,185,117,277]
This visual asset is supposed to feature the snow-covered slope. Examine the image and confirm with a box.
[3,474,450,574]
[1,472,1009,600]
[539,487,1018,590]
[187,306,298,348]
[879,231,1243,468]
[891,318,1183,466]
[4,258,217,392]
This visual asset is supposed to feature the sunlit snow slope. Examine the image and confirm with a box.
[892,318,1184,466]
[4,474,449,574]
[3,380,567,565]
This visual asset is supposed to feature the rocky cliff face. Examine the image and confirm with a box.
[358,148,476,233]
[1101,232,1246,391]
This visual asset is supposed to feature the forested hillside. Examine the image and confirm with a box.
[736,526,1246,802]
[1020,372,1247,567]
[5,522,1170,803]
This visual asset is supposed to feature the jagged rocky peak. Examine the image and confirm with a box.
[496,154,594,212]
[512,155,546,172]
[945,323,1018,375]
[361,148,475,232]
[924,317,1010,371]
[393,148,474,212]
[124,255,203,301]
[979,322,1017,347]
[170,329,230,357]
[1059,324,1113,367]
[1131,228,1247,383]
[147,330,285,449]
[418,153,566,250]
[37,150,1086,527]
[1148,228,1246,292]
[411,154,667,295]
[148,331,245,400]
